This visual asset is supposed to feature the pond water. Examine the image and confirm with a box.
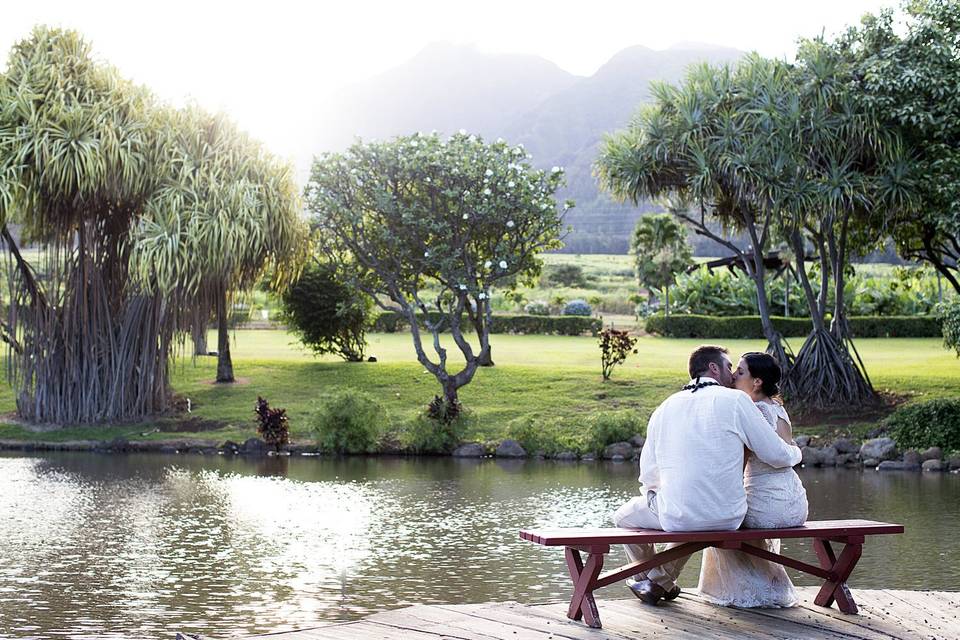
[0,452,957,639]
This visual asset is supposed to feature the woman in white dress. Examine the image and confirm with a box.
[697,352,809,608]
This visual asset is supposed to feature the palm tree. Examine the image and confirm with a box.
[631,213,692,316]
[774,38,914,407]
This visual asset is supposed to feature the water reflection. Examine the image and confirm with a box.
[0,453,956,639]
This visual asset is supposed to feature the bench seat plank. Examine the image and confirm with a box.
[521,519,903,546]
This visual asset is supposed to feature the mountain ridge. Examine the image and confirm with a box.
[313,42,744,253]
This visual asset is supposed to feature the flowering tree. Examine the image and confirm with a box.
[306,132,570,417]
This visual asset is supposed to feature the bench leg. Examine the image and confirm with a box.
[813,538,862,614]
[565,547,605,628]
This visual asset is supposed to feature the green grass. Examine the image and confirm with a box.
[0,330,956,448]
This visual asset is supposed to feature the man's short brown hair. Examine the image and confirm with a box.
[688,344,730,378]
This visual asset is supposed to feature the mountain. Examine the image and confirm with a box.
[312,42,744,253]
[317,43,581,150]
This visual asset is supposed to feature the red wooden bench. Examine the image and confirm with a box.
[520,519,903,629]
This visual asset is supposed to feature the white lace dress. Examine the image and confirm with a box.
[697,401,808,608]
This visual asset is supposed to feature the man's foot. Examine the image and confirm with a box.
[628,579,681,605]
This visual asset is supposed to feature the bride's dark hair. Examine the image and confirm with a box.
[741,352,782,398]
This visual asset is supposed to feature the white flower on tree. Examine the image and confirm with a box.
[499,260,507,269]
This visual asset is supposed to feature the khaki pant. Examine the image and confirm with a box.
[612,492,691,591]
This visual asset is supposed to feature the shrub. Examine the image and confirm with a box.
[599,328,637,380]
[938,299,960,357]
[884,399,960,453]
[506,412,646,456]
[523,300,551,316]
[644,314,940,339]
[254,396,289,452]
[563,299,593,316]
[281,261,372,361]
[401,413,468,454]
[311,390,385,454]
[506,416,551,455]
[426,394,462,424]
[546,264,587,287]
[584,411,645,454]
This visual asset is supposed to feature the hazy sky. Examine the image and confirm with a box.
[1,0,896,167]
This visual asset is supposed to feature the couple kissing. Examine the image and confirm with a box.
[613,344,808,608]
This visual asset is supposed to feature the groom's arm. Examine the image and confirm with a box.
[638,405,662,494]
[734,395,802,468]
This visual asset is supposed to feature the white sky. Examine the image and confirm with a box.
[1,0,895,168]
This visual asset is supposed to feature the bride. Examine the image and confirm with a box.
[697,352,809,608]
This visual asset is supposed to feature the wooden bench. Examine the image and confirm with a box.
[520,519,904,629]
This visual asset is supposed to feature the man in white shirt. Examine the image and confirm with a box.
[612,345,802,605]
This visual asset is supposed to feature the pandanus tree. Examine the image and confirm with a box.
[134,106,307,383]
[0,26,306,422]
[775,38,914,407]
[306,132,568,418]
[0,27,170,422]
[598,56,795,367]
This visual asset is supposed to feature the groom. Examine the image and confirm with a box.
[612,345,802,605]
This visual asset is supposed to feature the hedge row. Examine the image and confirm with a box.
[372,311,602,336]
[644,314,942,339]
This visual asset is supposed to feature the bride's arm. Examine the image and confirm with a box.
[775,417,793,444]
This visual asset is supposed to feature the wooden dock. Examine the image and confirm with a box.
[231,588,960,639]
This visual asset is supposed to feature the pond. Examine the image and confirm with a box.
[0,452,957,639]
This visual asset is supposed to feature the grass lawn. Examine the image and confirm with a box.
[0,330,956,447]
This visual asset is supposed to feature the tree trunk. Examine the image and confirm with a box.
[921,231,960,295]
[475,323,494,366]
[785,217,875,409]
[216,288,235,383]
[193,329,208,357]
[441,378,460,408]
[784,271,790,317]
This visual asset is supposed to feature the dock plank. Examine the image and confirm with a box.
[231,589,960,640]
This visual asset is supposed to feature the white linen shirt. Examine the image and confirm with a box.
[638,377,802,532]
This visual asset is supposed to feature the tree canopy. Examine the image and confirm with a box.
[598,41,914,408]
[0,26,306,422]
[835,0,960,293]
[306,131,569,415]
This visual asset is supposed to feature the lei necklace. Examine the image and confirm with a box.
[682,377,720,393]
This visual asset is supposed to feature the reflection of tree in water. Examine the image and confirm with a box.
[254,455,290,478]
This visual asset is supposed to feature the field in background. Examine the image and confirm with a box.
[0,330,954,446]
